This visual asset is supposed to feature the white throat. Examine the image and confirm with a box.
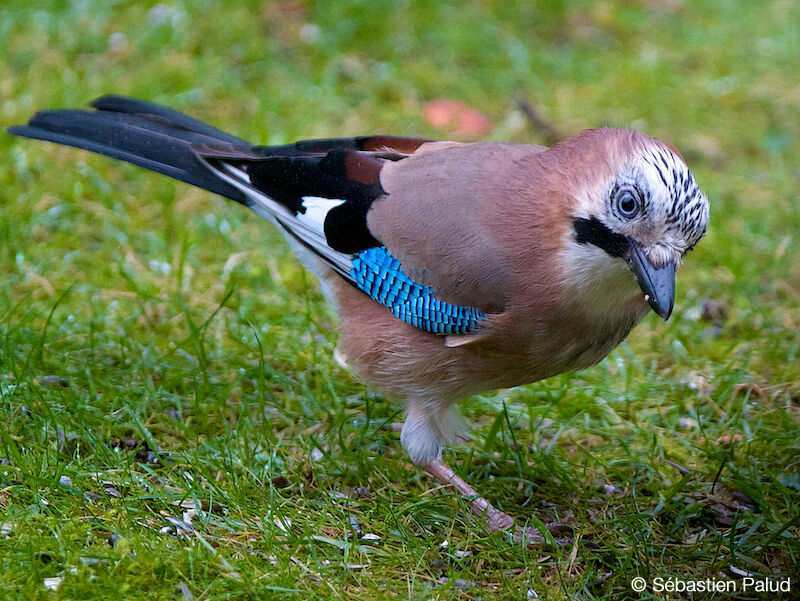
[560,238,646,321]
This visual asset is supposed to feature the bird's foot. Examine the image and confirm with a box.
[510,522,574,547]
[452,431,474,444]
[481,505,515,532]
[482,506,573,546]
[423,458,573,546]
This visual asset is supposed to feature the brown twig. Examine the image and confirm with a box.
[517,98,564,145]
[664,459,690,475]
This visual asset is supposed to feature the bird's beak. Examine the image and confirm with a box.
[626,241,676,320]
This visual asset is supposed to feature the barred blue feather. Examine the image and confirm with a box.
[350,246,485,334]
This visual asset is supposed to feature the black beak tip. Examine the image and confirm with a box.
[647,293,674,321]
[628,242,677,322]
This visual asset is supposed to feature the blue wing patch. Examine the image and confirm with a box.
[350,247,485,334]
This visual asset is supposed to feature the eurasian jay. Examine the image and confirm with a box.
[8,96,709,537]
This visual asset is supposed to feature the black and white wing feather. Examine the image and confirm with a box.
[7,96,485,334]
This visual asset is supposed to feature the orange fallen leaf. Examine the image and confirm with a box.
[422,99,490,136]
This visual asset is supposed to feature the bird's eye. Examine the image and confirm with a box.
[615,189,640,218]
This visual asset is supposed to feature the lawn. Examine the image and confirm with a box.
[1,1,799,599]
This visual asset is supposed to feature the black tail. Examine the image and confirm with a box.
[6,95,250,204]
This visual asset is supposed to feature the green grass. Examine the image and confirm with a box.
[1,1,799,599]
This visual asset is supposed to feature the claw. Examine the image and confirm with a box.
[511,522,574,547]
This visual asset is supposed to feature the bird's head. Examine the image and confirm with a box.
[564,129,709,320]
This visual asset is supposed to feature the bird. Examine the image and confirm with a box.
[8,96,709,538]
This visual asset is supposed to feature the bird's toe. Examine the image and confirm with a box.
[482,506,515,532]
[511,522,574,547]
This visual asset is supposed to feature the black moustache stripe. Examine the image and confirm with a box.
[573,216,629,258]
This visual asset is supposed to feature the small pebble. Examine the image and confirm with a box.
[176,582,193,600]
[731,491,757,509]
[348,516,362,534]
[702,325,722,339]
[429,560,445,572]
[43,577,63,591]
[299,23,321,44]
[103,484,122,498]
[40,375,68,387]
[438,577,475,590]
[602,483,621,496]
[270,476,289,489]
[701,300,727,322]
[108,32,128,52]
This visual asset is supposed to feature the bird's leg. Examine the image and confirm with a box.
[388,422,472,443]
[395,406,571,542]
[393,413,571,543]
[424,457,514,532]
[395,407,510,529]
[424,458,573,544]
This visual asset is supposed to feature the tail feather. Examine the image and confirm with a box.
[7,96,482,339]
[7,100,249,204]
[90,95,248,145]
